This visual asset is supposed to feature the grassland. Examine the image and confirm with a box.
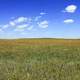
[0,38,80,80]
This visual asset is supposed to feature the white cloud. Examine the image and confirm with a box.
[14,24,29,32]
[40,12,46,15]
[9,21,16,26]
[14,17,27,23]
[64,5,77,13]
[35,16,42,21]
[27,25,33,30]
[63,19,74,23]
[0,14,49,33]
[28,18,32,23]
[2,17,31,29]
[35,12,47,21]
[16,24,28,29]
[3,24,9,29]
[37,20,48,28]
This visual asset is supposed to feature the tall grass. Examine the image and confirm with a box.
[0,39,80,80]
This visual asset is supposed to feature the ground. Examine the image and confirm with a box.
[0,39,80,80]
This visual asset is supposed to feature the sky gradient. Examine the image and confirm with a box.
[0,0,80,39]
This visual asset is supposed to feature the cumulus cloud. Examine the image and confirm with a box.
[9,21,16,26]
[63,19,74,24]
[35,16,42,21]
[14,17,28,23]
[63,5,77,13]
[14,24,29,32]
[2,24,9,29]
[2,17,31,29]
[16,24,29,29]
[2,17,28,29]
[27,25,33,30]
[35,12,47,21]
[37,20,48,28]
[16,24,33,31]
[40,12,46,15]
[0,12,48,32]
[1,17,32,32]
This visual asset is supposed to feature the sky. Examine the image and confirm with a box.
[0,0,80,39]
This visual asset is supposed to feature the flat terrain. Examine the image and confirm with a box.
[0,39,80,80]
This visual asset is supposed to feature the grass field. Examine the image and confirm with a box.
[0,39,80,80]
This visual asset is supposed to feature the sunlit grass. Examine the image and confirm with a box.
[0,39,80,80]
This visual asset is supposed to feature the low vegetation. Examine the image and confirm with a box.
[0,39,80,80]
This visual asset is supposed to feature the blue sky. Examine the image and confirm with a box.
[0,0,80,39]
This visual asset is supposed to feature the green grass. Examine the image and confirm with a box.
[0,39,80,80]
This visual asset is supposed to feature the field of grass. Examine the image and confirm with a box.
[0,38,80,80]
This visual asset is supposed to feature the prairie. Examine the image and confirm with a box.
[0,39,80,80]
